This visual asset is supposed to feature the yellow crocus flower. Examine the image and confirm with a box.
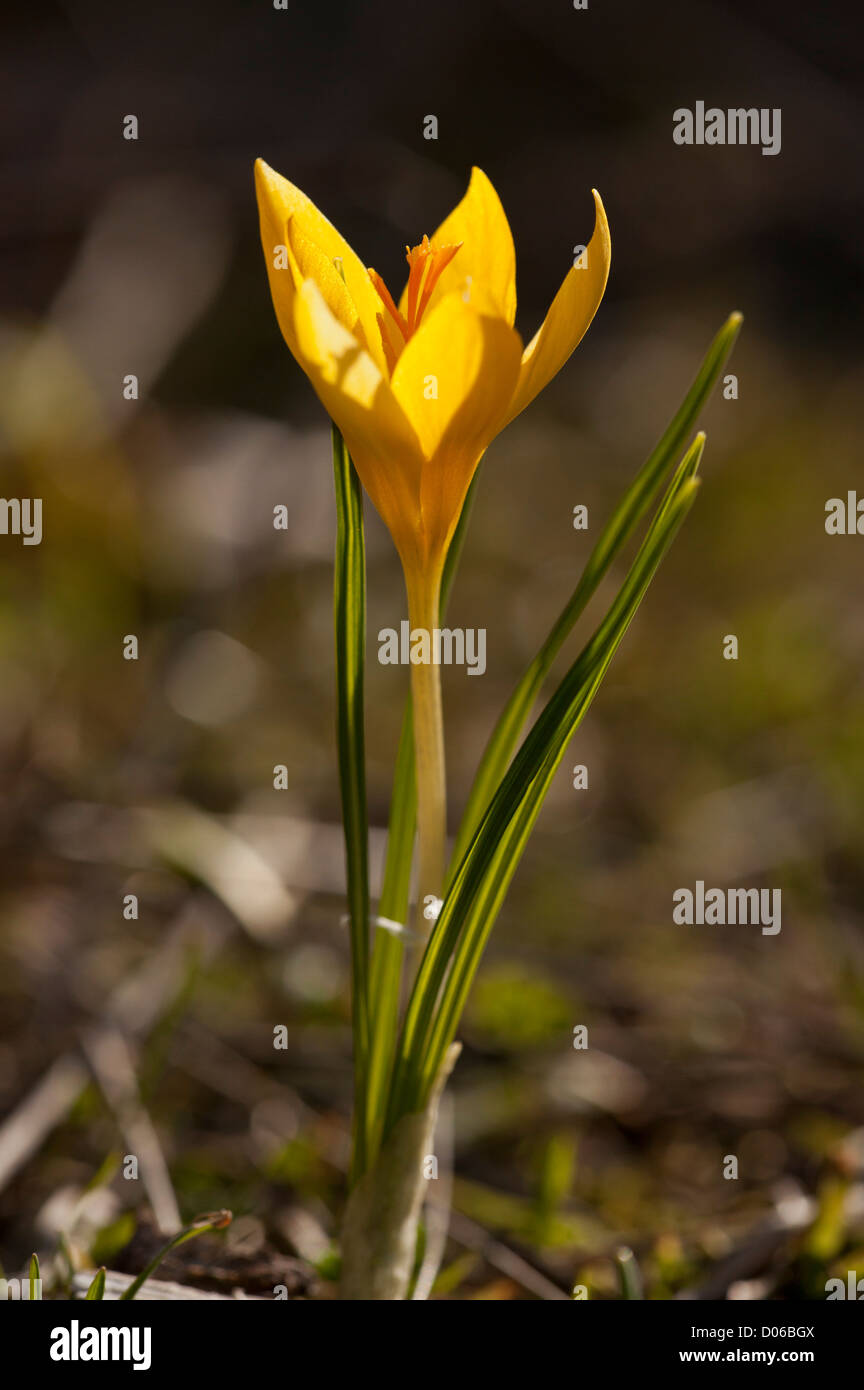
[255,158,610,917]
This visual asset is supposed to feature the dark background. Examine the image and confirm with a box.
[0,0,862,1299]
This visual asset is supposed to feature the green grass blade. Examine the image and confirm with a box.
[119,1210,232,1301]
[615,1246,644,1300]
[364,702,415,1161]
[332,423,371,1183]
[450,313,741,875]
[416,483,701,1107]
[365,472,482,1163]
[388,445,702,1120]
[378,706,417,930]
[29,1251,39,1300]
[440,467,482,612]
[85,1267,106,1300]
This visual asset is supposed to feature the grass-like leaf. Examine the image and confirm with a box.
[388,440,703,1121]
[29,1251,40,1300]
[450,312,741,874]
[365,703,415,1162]
[85,1267,106,1300]
[615,1246,644,1300]
[119,1210,232,1301]
[332,423,371,1183]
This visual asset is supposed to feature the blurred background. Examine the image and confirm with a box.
[0,0,862,1299]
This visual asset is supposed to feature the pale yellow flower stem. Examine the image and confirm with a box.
[405,565,446,940]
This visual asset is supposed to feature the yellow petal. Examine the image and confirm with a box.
[254,159,387,373]
[504,189,610,426]
[390,291,523,557]
[399,167,518,328]
[254,212,308,361]
[292,279,424,556]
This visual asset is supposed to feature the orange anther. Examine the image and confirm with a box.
[368,237,463,371]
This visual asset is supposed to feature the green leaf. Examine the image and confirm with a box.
[119,1210,232,1301]
[332,423,371,1183]
[29,1251,40,1300]
[365,702,415,1162]
[615,1246,644,1300]
[388,441,703,1120]
[85,1267,106,1300]
[450,313,741,874]
[421,458,701,1106]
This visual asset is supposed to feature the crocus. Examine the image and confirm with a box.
[255,159,610,915]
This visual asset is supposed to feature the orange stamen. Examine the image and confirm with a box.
[368,267,409,341]
[368,236,463,372]
[406,236,462,331]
